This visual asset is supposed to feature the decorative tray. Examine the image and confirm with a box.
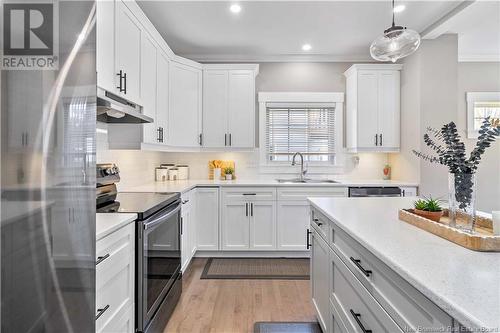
[398,209,500,252]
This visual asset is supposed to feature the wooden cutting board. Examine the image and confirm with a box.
[208,160,235,180]
[399,209,500,252]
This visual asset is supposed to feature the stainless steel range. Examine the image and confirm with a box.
[96,163,182,333]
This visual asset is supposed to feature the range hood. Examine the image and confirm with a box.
[97,88,153,124]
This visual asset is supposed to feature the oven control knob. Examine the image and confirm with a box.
[105,168,113,175]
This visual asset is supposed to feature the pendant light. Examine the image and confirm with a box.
[370,0,421,63]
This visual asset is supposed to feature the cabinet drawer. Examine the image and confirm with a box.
[96,222,134,272]
[331,223,453,331]
[277,187,347,201]
[310,209,331,244]
[98,303,134,333]
[96,223,134,332]
[222,187,276,201]
[329,248,402,333]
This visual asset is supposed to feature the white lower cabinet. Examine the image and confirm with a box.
[277,201,310,250]
[181,189,197,272]
[310,207,454,333]
[196,187,220,250]
[249,201,276,250]
[277,187,347,251]
[221,188,276,251]
[96,223,135,333]
[311,227,330,332]
[222,200,250,250]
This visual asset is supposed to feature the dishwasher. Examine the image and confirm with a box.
[348,187,402,197]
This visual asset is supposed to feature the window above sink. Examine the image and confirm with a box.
[258,92,345,174]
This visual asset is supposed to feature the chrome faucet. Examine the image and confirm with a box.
[291,152,307,181]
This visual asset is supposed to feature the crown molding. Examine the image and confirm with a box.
[178,53,374,63]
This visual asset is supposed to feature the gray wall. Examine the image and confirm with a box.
[391,35,500,212]
[256,62,352,92]
[458,62,500,212]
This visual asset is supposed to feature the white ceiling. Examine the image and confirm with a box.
[137,1,497,62]
[428,1,500,62]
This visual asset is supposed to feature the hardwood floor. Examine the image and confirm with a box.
[164,258,317,333]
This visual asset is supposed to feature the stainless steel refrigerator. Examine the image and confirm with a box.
[1,1,96,332]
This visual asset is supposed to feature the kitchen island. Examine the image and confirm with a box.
[308,197,500,332]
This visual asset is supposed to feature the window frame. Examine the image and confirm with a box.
[258,92,344,174]
[466,92,500,138]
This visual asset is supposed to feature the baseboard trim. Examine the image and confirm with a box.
[194,250,310,258]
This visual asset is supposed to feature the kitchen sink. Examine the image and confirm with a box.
[276,178,339,184]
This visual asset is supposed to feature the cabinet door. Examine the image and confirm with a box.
[188,190,197,256]
[156,52,169,144]
[196,188,219,250]
[202,70,228,147]
[311,229,330,332]
[96,0,116,92]
[140,32,158,144]
[222,201,249,250]
[378,71,400,150]
[169,62,202,147]
[227,70,255,148]
[357,71,379,149]
[249,201,276,250]
[115,0,141,103]
[181,202,191,272]
[277,201,309,251]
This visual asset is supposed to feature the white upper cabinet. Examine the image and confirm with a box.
[202,70,229,147]
[97,0,142,104]
[344,64,402,153]
[96,0,115,93]
[202,65,259,148]
[115,0,141,103]
[169,61,202,147]
[140,31,158,144]
[156,52,169,144]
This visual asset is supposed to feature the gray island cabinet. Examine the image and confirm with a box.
[308,197,500,333]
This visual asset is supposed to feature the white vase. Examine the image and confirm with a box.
[213,168,221,180]
[225,174,233,180]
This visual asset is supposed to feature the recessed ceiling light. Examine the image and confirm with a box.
[393,4,406,13]
[302,44,312,51]
[230,4,241,14]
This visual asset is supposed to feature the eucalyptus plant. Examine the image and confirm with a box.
[413,117,500,209]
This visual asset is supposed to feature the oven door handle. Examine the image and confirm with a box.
[143,204,181,230]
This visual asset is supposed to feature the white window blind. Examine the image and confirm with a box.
[266,106,336,162]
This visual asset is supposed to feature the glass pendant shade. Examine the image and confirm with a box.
[370,26,421,63]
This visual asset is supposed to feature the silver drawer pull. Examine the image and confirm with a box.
[242,193,256,196]
[350,256,372,277]
[182,199,190,204]
[95,253,110,266]
[350,310,372,333]
[313,218,323,226]
[95,304,110,320]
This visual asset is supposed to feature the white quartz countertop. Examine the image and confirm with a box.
[120,179,419,194]
[96,213,136,241]
[308,197,500,330]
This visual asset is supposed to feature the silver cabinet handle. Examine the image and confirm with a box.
[96,305,110,320]
[225,133,228,146]
[229,133,232,146]
[250,203,253,217]
[245,203,248,216]
[182,199,190,204]
[379,133,383,146]
[96,253,110,266]
[375,134,378,146]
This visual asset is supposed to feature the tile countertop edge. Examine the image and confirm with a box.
[96,213,137,241]
[120,179,419,194]
[308,197,500,331]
